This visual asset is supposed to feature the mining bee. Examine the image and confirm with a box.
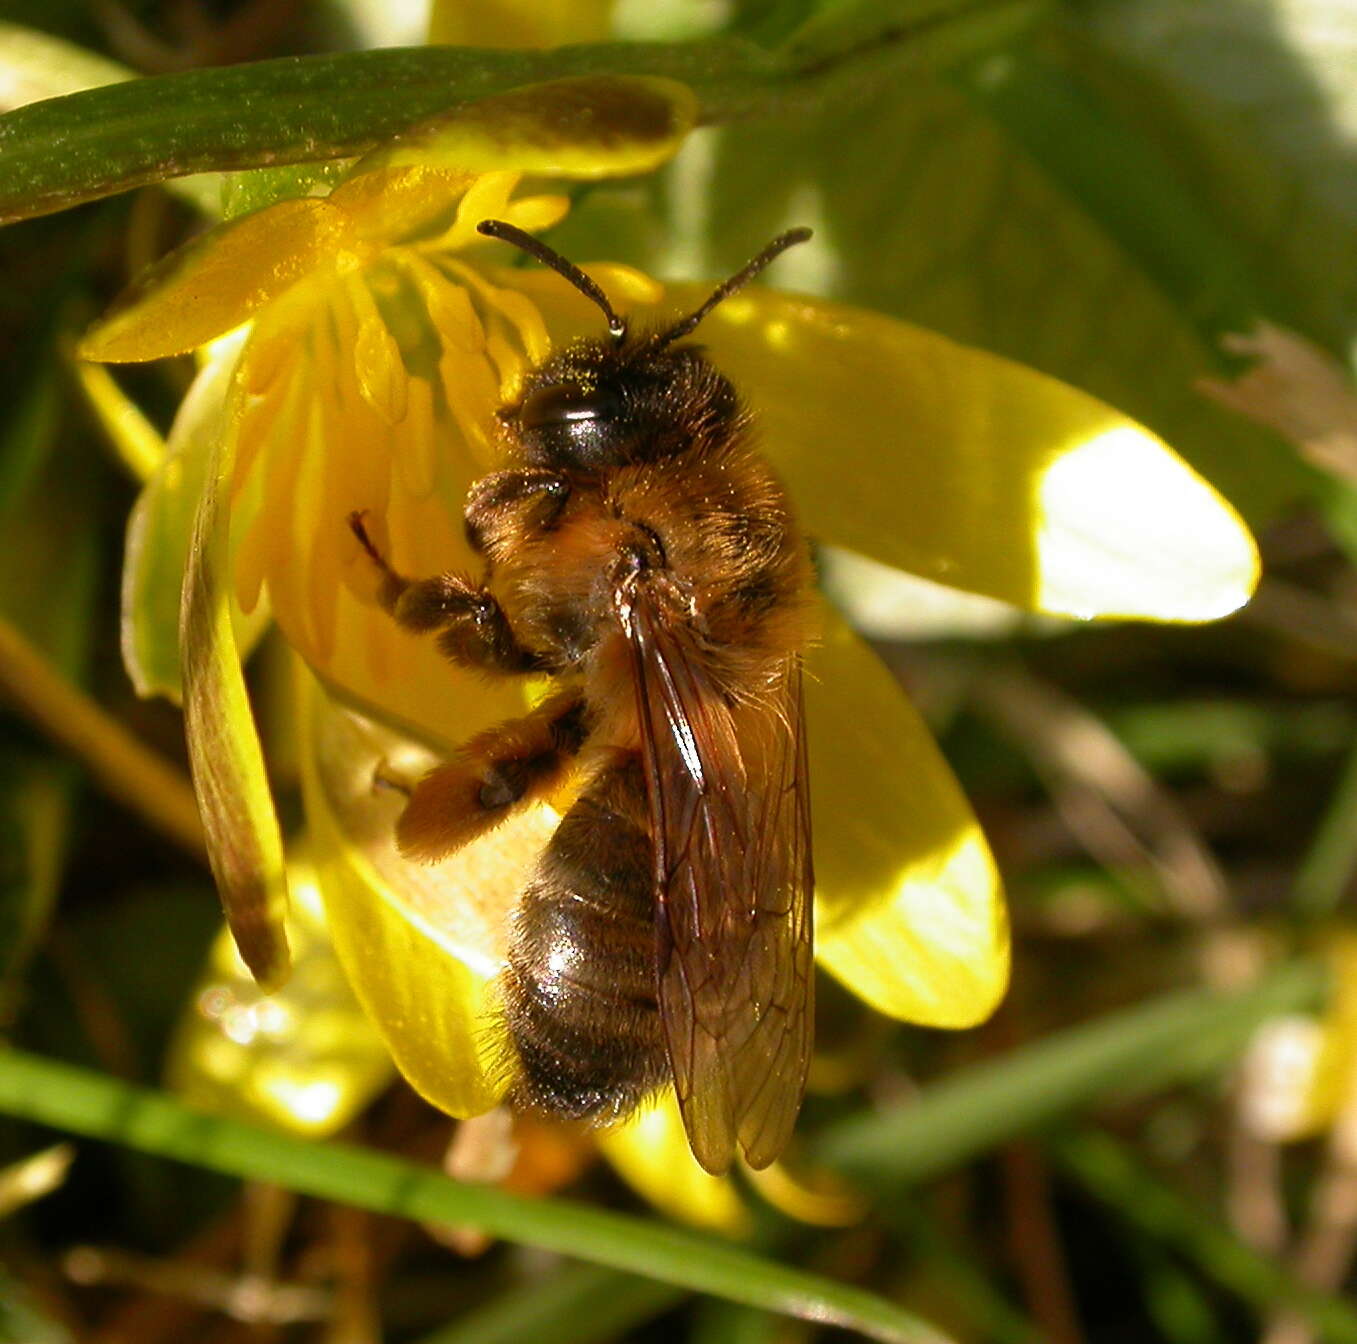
[349,221,814,1174]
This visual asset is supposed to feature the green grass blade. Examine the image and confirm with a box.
[0,20,221,217]
[416,1264,680,1344]
[0,41,771,224]
[0,341,100,1019]
[1292,730,1357,919]
[818,961,1324,1182]
[0,1048,952,1344]
[1051,1129,1357,1342]
[885,1203,1041,1344]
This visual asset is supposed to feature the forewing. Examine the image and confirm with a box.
[616,584,814,1175]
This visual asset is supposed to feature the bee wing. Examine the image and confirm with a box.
[616,583,814,1175]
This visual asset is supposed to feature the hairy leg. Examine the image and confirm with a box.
[348,512,538,674]
[397,691,590,862]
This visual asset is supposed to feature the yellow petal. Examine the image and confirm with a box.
[297,669,552,1118]
[181,370,290,988]
[167,862,395,1137]
[598,1094,751,1235]
[122,333,260,702]
[809,607,1008,1027]
[328,165,475,244]
[1238,1015,1326,1142]
[821,547,1028,642]
[741,1161,868,1228]
[0,1144,73,1220]
[359,76,697,181]
[1297,932,1357,1136]
[673,287,1261,622]
[80,198,358,363]
[227,269,525,748]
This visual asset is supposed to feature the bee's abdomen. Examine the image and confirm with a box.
[503,758,666,1122]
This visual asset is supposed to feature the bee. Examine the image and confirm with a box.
[348,221,815,1174]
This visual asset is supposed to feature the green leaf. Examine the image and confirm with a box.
[0,5,1046,225]
[954,45,1267,342]
[782,0,1049,77]
[0,1048,956,1344]
[817,961,1324,1182]
[1066,0,1357,551]
[1075,0,1357,355]
[0,20,219,216]
[950,34,1357,535]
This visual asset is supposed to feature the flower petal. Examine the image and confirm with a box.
[1238,1015,1326,1143]
[672,286,1261,622]
[808,607,1008,1027]
[80,198,358,363]
[598,1094,751,1234]
[166,862,394,1137]
[328,165,475,245]
[360,76,697,181]
[298,670,552,1118]
[122,333,258,702]
[1298,932,1357,1138]
[181,372,290,988]
[229,268,525,747]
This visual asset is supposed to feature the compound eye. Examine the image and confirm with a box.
[519,383,617,431]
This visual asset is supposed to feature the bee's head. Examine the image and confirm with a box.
[503,338,738,470]
[476,220,810,472]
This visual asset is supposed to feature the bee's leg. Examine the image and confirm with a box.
[396,691,589,862]
[464,469,571,553]
[347,512,538,675]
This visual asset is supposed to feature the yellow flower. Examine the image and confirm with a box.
[1241,934,1357,1146]
[81,74,1259,1207]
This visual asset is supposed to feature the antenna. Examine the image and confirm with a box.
[656,226,812,349]
[477,219,626,342]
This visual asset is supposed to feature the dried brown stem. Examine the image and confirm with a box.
[1001,1140,1084,1344]
[0,613,205,858]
